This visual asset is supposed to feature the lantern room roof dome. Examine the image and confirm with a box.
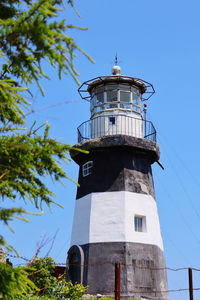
[111,64,121,75]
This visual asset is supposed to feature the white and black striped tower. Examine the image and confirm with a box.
[67,64,169,299]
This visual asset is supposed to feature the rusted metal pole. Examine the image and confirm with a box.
[188,268,193,300]
[144,104,147,137]
[115,263,120,300]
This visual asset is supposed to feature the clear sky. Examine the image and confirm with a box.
[2,0,200,299]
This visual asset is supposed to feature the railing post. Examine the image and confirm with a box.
[115,263,120,300]
[188,268,193,300]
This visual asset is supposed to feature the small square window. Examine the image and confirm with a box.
[134,215,146,232]
[82,161,93,177]
[109,117,115,125]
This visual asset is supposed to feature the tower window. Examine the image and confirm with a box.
[134,215,146,232]
[82,161,93,177]
[109,117,115,125]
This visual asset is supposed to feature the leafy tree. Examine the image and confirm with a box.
[0,0,92,297]
[0,262,39,299]
[0,0,93,251]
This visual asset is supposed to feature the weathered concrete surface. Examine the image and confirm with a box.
[68,242,169,300]
[70,135,160,163]
[74,146,156,199]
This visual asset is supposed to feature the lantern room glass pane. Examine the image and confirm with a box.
[95,85,104,105]
[132,105,140,113]
[120,103,131,109]
[132,86,140,96]
[119,84,130,91]
[120,91,131,103]
[96,92,104,105]
[96,105,105,112]
[105,84,118,91]
[132,94,139,105]
[132,87,142,110]
[90,96,95,113]
[106,103,118,109]
[96,85,104,94]
[107,90,118,102]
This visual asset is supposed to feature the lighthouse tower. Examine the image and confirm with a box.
[67,65,169,300]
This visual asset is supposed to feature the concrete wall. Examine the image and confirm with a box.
[76,147,156,199]
[68,242,169,300]
[70,191,163,251]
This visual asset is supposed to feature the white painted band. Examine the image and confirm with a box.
[70,191,164,250]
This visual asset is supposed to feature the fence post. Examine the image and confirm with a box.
[115,263,120,300]
[188,268,193,300]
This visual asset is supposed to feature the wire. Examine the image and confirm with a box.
[26,99,81,116]
[6,254,200,271]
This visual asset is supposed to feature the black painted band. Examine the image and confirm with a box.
[67,242,169,299]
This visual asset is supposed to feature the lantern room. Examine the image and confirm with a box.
[78,65,156,142]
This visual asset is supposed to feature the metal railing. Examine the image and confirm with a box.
[77,114,156,143]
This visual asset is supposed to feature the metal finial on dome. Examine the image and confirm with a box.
[115,53,118,65]
[112,54,121,75]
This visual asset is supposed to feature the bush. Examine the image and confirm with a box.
[55,277,87,300]
[15,296,56,300]
[28,257,58,296]
[28,257,87,299]
[0,262,38,300]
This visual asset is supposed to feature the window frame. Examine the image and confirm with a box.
[109,117,116,125]
[82,161,93,177]
[134,215,147,232]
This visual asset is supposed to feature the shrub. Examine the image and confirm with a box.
[55,276,87,300]
[15,296,56,299]
[0,262,38,300]
[28,257,58,296]
[28,257,87,299]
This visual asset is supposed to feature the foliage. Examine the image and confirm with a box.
[55,276,87,299]
[0,124,70,207]
[27,257,87,299]
[97,298,114,300]
[0,258,87,300]
[95,298,137,300]
[15,295,56,299]
[28,257,87,298]
[0,0,93,298]
[0,0,93,251]
[0,262,39,300]
[28,257,58,296]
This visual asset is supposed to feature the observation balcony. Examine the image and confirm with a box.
[77,114,156,143]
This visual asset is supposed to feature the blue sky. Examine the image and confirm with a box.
[3,0,200,299]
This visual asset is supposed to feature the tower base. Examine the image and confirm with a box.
[67,242,169,300]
